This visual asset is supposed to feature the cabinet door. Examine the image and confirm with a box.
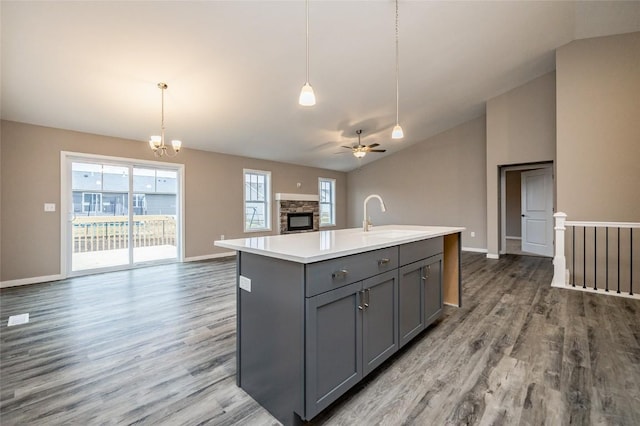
[305,281,363,419]
[398,259,427,348]
[362,270,399,376]
[424,256,443,327]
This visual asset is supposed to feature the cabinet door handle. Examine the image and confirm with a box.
[358,290,364,310]
[378,258,391,266]
[332,269,349,279]
[422,265,430,281]
[364,288,370,308]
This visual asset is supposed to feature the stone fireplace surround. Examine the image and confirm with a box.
[275,193,319,234]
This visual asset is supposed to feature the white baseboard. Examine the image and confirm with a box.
[505,236,522,240]
[184,252,236,262]
[486,253,500,259]
[1,274,63,289]
[461,247,487,253]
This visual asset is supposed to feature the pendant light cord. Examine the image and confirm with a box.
[395,0,400,125]
[305,0,310,84]
[160,84,166,144]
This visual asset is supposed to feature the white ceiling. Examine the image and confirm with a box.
[2,1,639,172]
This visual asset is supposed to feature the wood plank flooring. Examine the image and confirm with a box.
[1,253,639,425]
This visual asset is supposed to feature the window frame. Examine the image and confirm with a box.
[243,169,272,232]
[318,177,336,227]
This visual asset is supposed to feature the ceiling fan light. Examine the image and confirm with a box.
[391,124,404,139]
[299,82,316,106]
[353,150,366,159]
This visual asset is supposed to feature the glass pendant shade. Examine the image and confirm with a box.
[149,135,162,149]
[391,124,404,139]
[171,140,182,152]
[299,82,316,106]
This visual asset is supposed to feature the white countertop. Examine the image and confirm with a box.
[214,225,465,264]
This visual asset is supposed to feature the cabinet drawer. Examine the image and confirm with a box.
[305,247,398,297]
[399,237,443,266]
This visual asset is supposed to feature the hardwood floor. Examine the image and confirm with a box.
[1,253,639,425]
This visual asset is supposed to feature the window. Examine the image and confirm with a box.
[244,169,271,232]
[319,178,336,227]
[82,193,102,214]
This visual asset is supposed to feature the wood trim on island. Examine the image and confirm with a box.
[443,232,462,307]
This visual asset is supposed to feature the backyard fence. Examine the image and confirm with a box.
[73,215,176,253]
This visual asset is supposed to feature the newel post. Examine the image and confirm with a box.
[552,212,568,286]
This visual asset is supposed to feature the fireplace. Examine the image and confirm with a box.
[287,212,314,232]
[276,193,319,234]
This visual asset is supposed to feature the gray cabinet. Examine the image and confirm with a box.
[235,237,449,425]
[305,270,398,418]
[305,281,363,417]
[362,270,399,375]
[398,237,444,349]
[399,259,428,347]
[424,256,443,326]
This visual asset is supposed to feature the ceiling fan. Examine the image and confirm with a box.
[341,130,387,158]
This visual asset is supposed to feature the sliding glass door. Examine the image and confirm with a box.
[132,167,178,264]
[65,155,181,275]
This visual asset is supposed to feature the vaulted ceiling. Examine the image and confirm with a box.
[2,1,639,171]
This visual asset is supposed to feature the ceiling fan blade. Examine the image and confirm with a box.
[369,149,386,153]
[341,145,354,150]
[367,143,380,148]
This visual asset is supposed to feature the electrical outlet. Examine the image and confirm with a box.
[220,235,225,240]
[44,203,56,212]
[470,231,475,237]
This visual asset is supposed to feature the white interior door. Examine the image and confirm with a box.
[521,168,553,257]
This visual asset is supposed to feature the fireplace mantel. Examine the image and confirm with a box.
[275,193,319,202]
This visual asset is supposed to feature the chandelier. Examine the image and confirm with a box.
[149,82,182,157]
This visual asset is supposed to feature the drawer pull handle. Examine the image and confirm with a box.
[332,269,349,279]
[364,288,370,308]
[378,258,391,266]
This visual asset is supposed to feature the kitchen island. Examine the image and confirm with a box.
[215,225,464,425]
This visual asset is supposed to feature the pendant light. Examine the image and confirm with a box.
[299,0,316,106]
[149,82,182,157]
[391,0,404,139]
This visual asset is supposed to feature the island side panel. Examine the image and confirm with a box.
[443,232,462,307]
[237,251,305,424]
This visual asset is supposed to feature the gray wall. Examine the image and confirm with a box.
[486,72,557,256]
[346,116,487,250]
[556,31,640,221]
[1,120,347,281]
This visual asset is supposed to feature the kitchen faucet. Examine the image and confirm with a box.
[363,194,386,231]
